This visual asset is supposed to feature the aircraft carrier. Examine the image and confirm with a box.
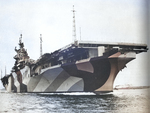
[1,34,148,94]
[0,6,148,94]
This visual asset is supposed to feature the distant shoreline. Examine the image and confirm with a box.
[114,86,150,90]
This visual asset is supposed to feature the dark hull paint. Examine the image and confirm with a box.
[62,57,111,91]
[2,56,134,94]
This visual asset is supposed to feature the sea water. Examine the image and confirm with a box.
[0,88,150,113]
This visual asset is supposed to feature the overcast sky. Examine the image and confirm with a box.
[0,0,149,89]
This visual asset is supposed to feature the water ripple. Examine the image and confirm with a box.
[0,88,150,113]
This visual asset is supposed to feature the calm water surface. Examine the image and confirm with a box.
[0,88,150,113]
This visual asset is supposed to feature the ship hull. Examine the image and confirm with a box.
[3,52,135,94]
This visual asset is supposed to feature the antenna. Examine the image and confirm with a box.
[72,5,76,42]
[80,27,81,40]
[40,34,43,56]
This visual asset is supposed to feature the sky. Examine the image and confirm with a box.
[0,0,150,89]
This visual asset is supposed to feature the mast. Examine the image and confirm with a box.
[80,27,81,40]
[19,34,22,43]
[19,34,24,48]
[72,5,76,42]
[40,34,43,56]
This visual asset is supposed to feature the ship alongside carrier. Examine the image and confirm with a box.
[1,34,148,94]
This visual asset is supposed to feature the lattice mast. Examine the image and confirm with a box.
[40,34,43,56]
[72,5,76,42]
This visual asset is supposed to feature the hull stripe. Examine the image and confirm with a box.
[33,67,63,92]
[68,79,84,91]
[76,61,94,73]
[27,75,42,92]
[33,76,50,92]
[45,70,70,92]
[56,76,83,91]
